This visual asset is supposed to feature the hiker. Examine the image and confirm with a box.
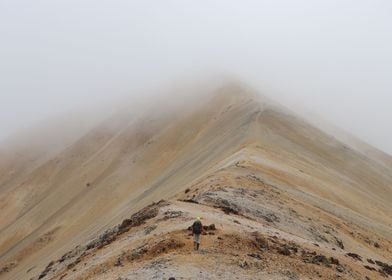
[192,217,203,250]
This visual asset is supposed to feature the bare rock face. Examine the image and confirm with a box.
[0,262,17,276]
[278,245,291,256]
[117,200,169,235]
[33,200,170,280]
[203,224,217,231]
[346,253,362,261]
[375,260,392,276]
[335,237,345,249]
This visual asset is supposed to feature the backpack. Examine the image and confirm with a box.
[192,220,202,234]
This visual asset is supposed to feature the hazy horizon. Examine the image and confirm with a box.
[1,1,391,155]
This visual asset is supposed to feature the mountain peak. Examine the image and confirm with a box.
[0,81,391,280]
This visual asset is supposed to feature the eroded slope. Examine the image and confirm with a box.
[1,85,391,280]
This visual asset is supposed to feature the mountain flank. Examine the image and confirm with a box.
[0,84,391,280]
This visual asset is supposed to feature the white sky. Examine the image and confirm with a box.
[0,0,391,154]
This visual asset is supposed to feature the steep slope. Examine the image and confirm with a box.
[0,110,116,215]
[0,85,260,279]
[0,84,391,280]
[306,117,392,170]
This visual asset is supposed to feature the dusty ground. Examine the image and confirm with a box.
[0,84,391,279]
[27,173,392,280]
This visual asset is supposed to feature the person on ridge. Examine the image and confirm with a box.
[192,217,203,250]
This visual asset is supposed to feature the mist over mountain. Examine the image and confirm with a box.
[1,1,392,279]
[1,1,392,154]
[0,83,391,280]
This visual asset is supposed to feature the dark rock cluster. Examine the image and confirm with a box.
[35,200,169,280]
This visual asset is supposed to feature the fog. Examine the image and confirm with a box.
[1,0,391,154]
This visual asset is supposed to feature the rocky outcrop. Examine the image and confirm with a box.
[34,200,169,280]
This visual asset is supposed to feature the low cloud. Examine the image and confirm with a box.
[0,0,391,154]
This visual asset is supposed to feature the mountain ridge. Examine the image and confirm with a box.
[0,84,391,280]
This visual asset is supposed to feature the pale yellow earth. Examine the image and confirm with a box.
[0,84,391,280]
